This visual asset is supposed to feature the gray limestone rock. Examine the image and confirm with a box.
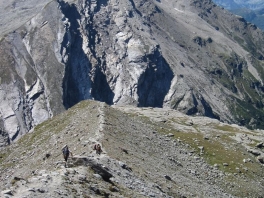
[256,156,264,164]
[247,148,261,156]
[1,189,12,195]
[256,142,264,148]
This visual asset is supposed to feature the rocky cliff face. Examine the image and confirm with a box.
[1,0,264,143]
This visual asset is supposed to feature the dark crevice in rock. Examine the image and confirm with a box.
[0,127,10,147]
[60,0,114,108]
[186,94,198,115]
[25,79,38,94]
[171,95,185,110]
[200,96,220,120]
[85,0,113,105]
[59,0,92,109]
[11,129,19,142]
[85,0,98,58]
[91,66,114,105]
[137,48,174,107]
[22,101,33,132]
[30,91,44,101]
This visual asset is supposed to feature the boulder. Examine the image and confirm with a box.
[204,136,209,140]
[247,148,261,156]
[256,142,264,148]
[71,156,113,182]
[164,175,172,180]
[214,164,219,168]
[256,156,264,164]
[166,133,174,137]
[1,189,13,195]
[109,185,119,192]
[198,146,204,154]
[243,158,252,163]
[119,161,132,172]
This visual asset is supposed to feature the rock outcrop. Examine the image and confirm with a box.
[1,0,264,143]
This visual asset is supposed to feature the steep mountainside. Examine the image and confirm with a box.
[1,0,264,145]
[0,100,264,197]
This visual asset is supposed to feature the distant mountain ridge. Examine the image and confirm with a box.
[213,0,264,10]
[231,7,264,30]
[213,0,264,30]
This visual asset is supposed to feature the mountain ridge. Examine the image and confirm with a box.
[0,100,264,197]
[1,0,264,144]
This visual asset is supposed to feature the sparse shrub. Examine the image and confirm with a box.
[207,37,213,43]
[193,36,206,47]
[10,177,23,185]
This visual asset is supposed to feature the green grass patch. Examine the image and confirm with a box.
[154,123,261,176]
[213,125,238,133]
[233,35,245,45]
[17,100,95,150]
[231,99,264,129]
[1,162,15,169]
[0,150,9,164]
[251,57,264,80]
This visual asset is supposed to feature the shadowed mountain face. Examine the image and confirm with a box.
[1,0,264,143]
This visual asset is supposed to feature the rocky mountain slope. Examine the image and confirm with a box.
[1,0,264,145]
[0,100,264,197]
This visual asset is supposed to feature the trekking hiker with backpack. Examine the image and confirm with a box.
[62,145,73,166]
[93,143,102,155]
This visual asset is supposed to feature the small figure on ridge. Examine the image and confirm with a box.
[93,143,102,155]
[62,145,73,165]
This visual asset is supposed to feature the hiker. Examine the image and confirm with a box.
[93,143,102,155]
[62,145,73,162]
